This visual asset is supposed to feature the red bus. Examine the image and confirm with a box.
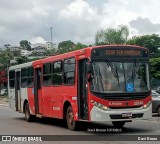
[8,45,152,130]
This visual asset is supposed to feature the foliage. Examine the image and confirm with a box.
[31,51,38,56]
[19,40,31,51]
[150,57,160,79]
[26,57,42,62]
[127,34,160,57]
[16,56,28,64]
[4,44,11,48]
[95,25,129,45]
[12,50,21,57]
[0,49,14,71]
[57,40,76,54]
[75,42,88,50]
[44,49,57,56]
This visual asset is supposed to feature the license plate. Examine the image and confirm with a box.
[122,113,132,117]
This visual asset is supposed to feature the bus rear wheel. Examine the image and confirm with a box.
[66,106,77,131]
[112,121,125,128]
[25,103,34,122]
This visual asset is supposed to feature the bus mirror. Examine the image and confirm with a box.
[86,63,91,73]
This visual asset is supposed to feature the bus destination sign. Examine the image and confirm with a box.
[106,50,142,56]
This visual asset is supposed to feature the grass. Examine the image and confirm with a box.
[0,95,9,102]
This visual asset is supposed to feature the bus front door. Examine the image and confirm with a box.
[34,68,43,114]
[78,59,88,120]
[15,71,21,111]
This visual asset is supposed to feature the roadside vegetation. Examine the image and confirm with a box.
[1,25,160,88]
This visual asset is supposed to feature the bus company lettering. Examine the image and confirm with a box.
[109,101,123,106]
[53,107,60,110]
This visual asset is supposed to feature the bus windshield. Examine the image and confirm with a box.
[90,61,150,93]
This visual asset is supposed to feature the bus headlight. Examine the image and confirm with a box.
[91,100,109,111]
[143,100,152,109]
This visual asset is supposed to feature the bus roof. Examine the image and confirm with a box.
[9,44,148,70]
[33,44,147,64]
[9,61,33,70]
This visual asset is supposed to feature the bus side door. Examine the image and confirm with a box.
[34,67,43,114]
[78,58,88,120]
[15,71,21,111]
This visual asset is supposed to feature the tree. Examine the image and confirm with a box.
[20,40,31,51]
[16,56,28,64]
[44,49,57,56]
[0,49,14,71]
[31,51,37,56]
[127,34,160,57]
[95,25,129,45]
[75,42,88,50]
[149,57,160,88]
[57,40,76,54]
[4,44,11,48]
[150,57,160,79]
[12,50,21,57]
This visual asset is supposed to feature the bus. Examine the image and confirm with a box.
[8,45,152,130]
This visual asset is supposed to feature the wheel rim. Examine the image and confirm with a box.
[67,110,74,129]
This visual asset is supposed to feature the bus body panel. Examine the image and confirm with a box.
[8,62,33,113]
[90,104,152,122]
[42,86,64,117]
[9,88,16,111]
[27,88,35,114]
[38,89,43,114]
[42,85,78,119]
[89,94,152,122]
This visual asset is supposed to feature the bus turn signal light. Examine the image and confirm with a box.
[143,101,152,109]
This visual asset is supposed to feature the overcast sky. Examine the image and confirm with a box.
[0,0,160,47]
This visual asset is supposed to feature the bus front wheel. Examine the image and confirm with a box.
[66,106,78,131]
[25,103,35,122]
[112,121,125,128]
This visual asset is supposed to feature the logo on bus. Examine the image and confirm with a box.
[126,83,134,92]
[109,102,123,106]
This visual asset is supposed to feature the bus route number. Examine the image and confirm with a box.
[134,101,143,106]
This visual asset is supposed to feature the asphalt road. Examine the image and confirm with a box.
[0,105,160,144]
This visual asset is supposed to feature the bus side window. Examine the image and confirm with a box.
[43,63,52,86]
[9,70,15,89]
[28,66,34,88]
[52,61,62,85]
[21,68,28,88]
[64,58,75,85]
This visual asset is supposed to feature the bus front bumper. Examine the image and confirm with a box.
[90,104,152,122]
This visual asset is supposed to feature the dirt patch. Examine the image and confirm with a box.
[0,96,9,105]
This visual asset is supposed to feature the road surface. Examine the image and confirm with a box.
[0,104,160,144]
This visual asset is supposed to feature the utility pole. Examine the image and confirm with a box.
[50,27,53,43]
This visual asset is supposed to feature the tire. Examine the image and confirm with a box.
[157,106,160,116]
[25,103,35,122]
[66,106,78,131]
[112,121,125,128]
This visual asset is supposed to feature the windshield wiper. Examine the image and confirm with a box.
[132,60,140,79]
[106,60,120,86]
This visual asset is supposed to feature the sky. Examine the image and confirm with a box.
[0,0,160,47]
